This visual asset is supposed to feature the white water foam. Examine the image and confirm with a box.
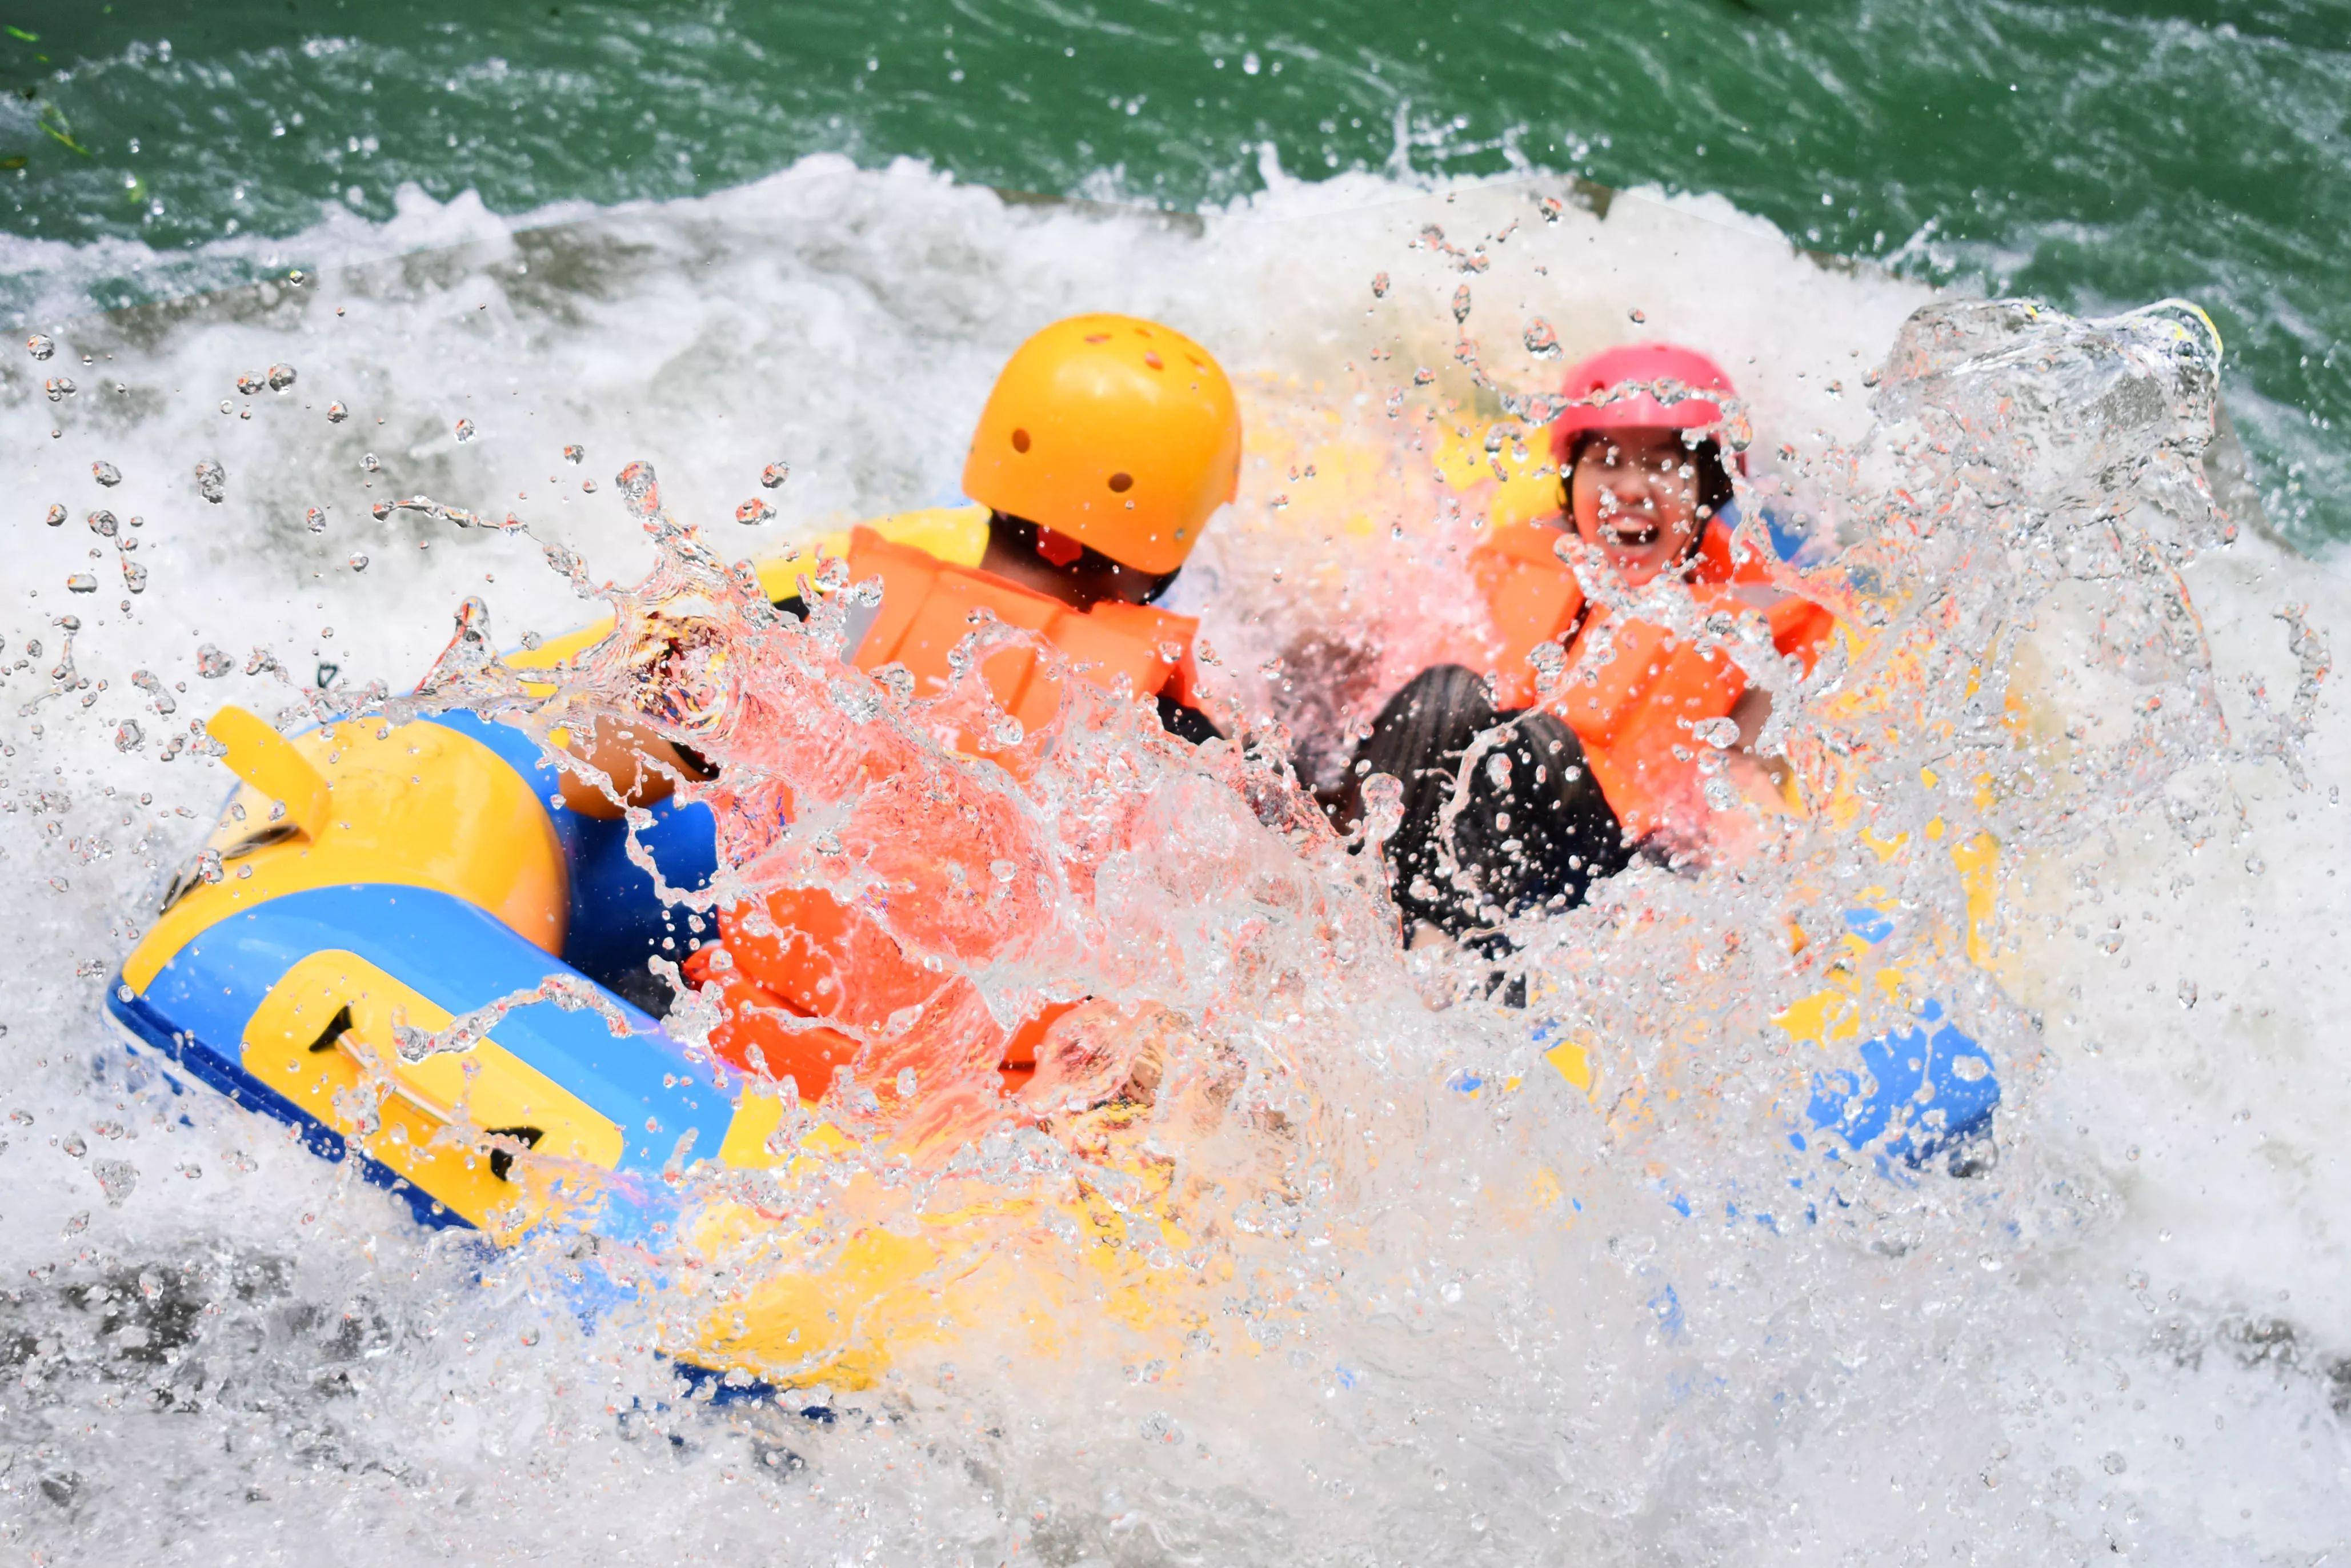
[0,157,2345,1564]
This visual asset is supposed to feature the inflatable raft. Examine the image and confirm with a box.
[107,502,2001,1385]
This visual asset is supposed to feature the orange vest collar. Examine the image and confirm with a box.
[842,526,1200,737]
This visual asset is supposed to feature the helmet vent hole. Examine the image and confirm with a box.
[1143,351,1164,370]
[1107,472,1134,493]
[1011,428,1031,454]
[1084,333,1111,344]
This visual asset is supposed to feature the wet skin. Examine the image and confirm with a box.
[1563,426,1707,586]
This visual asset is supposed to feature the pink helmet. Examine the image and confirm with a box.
[1547,343,1741,470]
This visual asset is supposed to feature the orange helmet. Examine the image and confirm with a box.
[962,314,1241,575]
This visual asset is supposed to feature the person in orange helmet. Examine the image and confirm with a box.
[567,314,1243,1102]
[1335,343,1833,947]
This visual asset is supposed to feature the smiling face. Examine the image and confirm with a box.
[1565,427,1708,586]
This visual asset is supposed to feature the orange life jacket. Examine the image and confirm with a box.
[1469,515,1835,841]
[685,525,1201,1098]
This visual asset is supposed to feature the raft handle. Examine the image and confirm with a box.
[485,1126,543,1182]
[307,1004,357,1055]
[304,1002,544,1181]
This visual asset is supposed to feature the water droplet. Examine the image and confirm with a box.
[760,462,790,489]
[2176,979,2197,1009]
[1629,307,1647,323]
[615,460,660,519]
[90,460,121,487]
[1523,319,1560,359]
[44,504,65,527]
[735,498,774,525]
[266,363,296,391]
[235,370,264,396]
[26,334,53,360]
[65,573,97,593]
[131,669,174,714]
[1412,367,1435,386]
[1241,50,1260,74]
[304,506,327,533]
[1371,271,1389,298]
[326,401,349,423]
[86,510,116,538]
[370,501,392,520]
[349,553,369,572]
[454,418,475,443]
[45,376,75,402]
[563,443,585,466]
[359,452,381,473]
[195,644,232,679]
[194,459,226,503]
[113,720,142,752]
[1692,716,1740,749]
[1452,284,1472,324]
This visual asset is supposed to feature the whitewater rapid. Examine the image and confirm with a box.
[2,159,2346,1564]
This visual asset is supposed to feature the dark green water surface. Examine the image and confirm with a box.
[2,0,2345,540]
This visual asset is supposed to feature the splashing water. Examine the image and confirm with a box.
[1,169,2345,1565]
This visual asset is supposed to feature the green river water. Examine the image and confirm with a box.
[1,0,2345,542]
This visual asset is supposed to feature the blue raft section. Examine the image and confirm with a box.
[105,709,730,1238]
[423,709,720,1002]
[1796,996,2000,1173]
[1797,906,2001,1176]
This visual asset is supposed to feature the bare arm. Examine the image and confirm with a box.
[556,717,699,820]
[1723,683,1796,815]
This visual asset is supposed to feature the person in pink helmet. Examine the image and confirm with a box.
[1334,344,1835,949]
